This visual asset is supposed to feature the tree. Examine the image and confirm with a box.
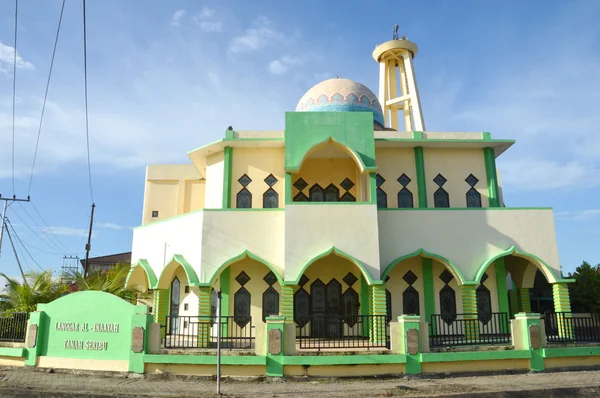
[67,262,145,304]
[0,271,67,313]
[568,262,600,313]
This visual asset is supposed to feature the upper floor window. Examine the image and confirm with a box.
[237,174,252,208]
[151,210,159,218]
[433,174,450,208]
[465,174,482,208]
[376,174,387,208]
[397,174,414,208]
[263,174,279,208]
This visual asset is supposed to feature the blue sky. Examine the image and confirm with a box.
[0,0,598,278]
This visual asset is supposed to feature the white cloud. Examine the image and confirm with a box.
[192,7,221,32]
[171,9,186,26]
[199,21,223,33]
[229,17,287,53]
[40,226,91,237]
[555,209,600,221]
[499,157,600,191]
[0,42,34,72]
[96,222,133,231]
[268,56,303,75]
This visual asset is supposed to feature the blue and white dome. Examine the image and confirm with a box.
[296,78,385,128]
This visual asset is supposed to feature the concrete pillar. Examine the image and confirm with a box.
[152,289,169,339]
[197,287,212,348]
[265,315,287,377]
[280,285,294,323]
[370,284,387,344]
[512,313,544,372]
[398,315,422,375]
[461,284,479,342]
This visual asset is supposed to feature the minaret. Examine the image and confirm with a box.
[372,31,425,131]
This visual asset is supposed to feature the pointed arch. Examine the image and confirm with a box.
[156,254,200,289]
[203,250,284,287]
[125,259,158,289]
[381,248,467,285]
[290,247,377,286]
[475,246,560,284]
[288,137,375,175]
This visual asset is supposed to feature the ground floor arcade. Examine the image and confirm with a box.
[126,247,576,351]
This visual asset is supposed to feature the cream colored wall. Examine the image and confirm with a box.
[170,267,199,317]
[231,147,285,208]
[421,359,529,374]
[432,260,463,315]
[375,148,418,208]
[228,259,281,325]
[285,204,381,282]
[205,152,224,208]
[142,164,205,225]
[385,257,425,320]
[284,364,405,377]
[423,148,489,208]
[292,158,360,201]
[201,210,285,281]
[37,357,129,372]
[377,208,561,282]
[146,363,266,376]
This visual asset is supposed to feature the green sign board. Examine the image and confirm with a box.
[36,291,146,360]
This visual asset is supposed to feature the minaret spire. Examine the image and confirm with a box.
[373,31,425,131]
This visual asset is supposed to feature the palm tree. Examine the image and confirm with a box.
[0,271,67,313]
[68,262,145,303]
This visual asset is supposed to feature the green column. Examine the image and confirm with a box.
[494,258,510,331]
[360,274,371,336]
[25,311,47,366]
[198,287,212,347]
[129,312,153,373]
[370,284,387,343]
[369,172,377,204]
[508,289,519,317]
[518,288,532,313]
[398,315,422,375]
[153,289,169,339]
[285,173,292,205]
[484,147,500,207]
[552,283,573,339]
[422,258,435,326]
[220,268,230,318]
[414,146,427,208]
[280,284,294,323]
[222,146,233,208]
[461,284,479,342]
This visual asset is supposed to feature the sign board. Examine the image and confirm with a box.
[36,291,146,361]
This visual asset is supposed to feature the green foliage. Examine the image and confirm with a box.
[568,261,600,312]
[0,271,68,313]
[67,262,146,304]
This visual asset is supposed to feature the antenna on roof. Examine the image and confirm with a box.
[393,24,399,40]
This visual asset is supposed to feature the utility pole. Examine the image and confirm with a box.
[3,222,27,285]
[0,195,30,257]
[83,203,95,278]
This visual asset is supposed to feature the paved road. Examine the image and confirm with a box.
[0,368,600,397]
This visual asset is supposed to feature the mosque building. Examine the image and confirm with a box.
[126,35,572,351]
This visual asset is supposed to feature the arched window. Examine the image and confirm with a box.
[477,273,492,325]
[376,174,387,209]
[342,288,359,326]
[325,184,339,202]
[237,188,252,208]
[263,188,279,208]
[262,287,279,322]
[234,271,251,328]
[465,174,481,207]
[309,184,324,202]
[433,174,450,208]
[397,174,414,208]
[340,192,356,202]
[402,270,420,315]
[439,270,456,325]
[293,192,309,202]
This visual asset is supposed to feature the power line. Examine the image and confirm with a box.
[7,218,45,272]
[28,0,67,196]
[82,0,94,203]
[11,204,69,255]
[28,201,73,254]
[11,0,19,195]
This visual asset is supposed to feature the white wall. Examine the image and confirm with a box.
[378,209,560,282]
[131,211,204,281]
[204,153,224,209]
[285,204,381,282]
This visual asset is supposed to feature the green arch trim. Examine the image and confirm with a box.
[475,246,559,284]
[475,245,561,283]
[381,248,467,285]
[286,137,376,174]
[287,247,377,286]
[125,259,158,289]
[157,254,201,288]
[202,250,284,287]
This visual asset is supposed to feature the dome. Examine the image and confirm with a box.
[296,78,385,128]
